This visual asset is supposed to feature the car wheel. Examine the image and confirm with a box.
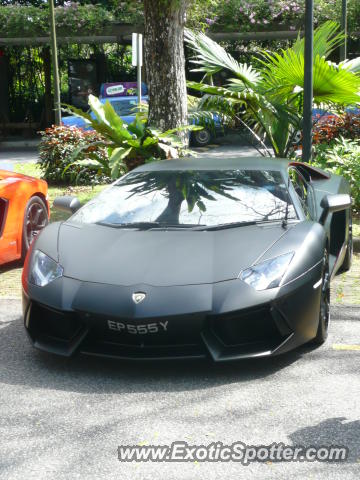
[340,215,353,272]
[22,196,49,260]
[313,250,330,345]
[191,129,212,147]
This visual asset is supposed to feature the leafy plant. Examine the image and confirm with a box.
[0,3,113,38]
[187,0,360,33]
[38,125,110,185]
[185,22,360,158]
[313,111,360,144]
[312,137,360,212]
[1,0,360,38]
[62,95,199,180]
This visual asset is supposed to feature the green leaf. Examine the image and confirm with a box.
[102,101,134,141]
[142,136,158,149]
[197,200,206,212]
[185,29,260,86]
[128,115,146,137]
[61,103,93,124]
[292,21,345,59]
[109,147,132,166]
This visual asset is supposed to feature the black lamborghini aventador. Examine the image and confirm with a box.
[22,157,352,361]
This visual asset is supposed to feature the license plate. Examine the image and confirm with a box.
[107,320,169,335]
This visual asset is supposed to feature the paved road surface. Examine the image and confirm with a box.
[0,299,359,480]
[0,148,39,167]
[0,138,261,170]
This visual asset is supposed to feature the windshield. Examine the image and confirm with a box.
[111,99,140,116]
[71,169,298,228]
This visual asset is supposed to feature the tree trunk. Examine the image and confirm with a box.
[143,0,188,144]
[156,177,184,224]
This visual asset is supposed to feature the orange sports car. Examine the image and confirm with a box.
[0,169,49,265]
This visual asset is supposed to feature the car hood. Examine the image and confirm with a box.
[55,221,290,287]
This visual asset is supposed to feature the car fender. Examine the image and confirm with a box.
[257,221,327,286]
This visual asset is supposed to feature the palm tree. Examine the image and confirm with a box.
[185,22,360,158]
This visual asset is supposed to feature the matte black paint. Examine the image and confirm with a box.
[22,157,352,361]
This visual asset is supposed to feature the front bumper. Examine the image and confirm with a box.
[23,263,323,362]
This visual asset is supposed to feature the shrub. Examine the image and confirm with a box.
[62,95,198,181]
[313,112,360,144]
[38,125,111,185]
[0,0,359,38]
[312,137,360,213]
[0,3,113,38]
[191,0,360,33]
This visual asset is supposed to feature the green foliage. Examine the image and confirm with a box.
[193,0,360,33]
[0,5,48,37]
[38,125,111,185]
[0,3,113,37]
[4,42,135,124]
[112,0,144,24]
[62,95,199,181]
[1,0,360,38]
[186,22,360,158]
[312,138,360,212]
[185,29,260,85]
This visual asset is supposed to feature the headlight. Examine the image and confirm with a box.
[239,252,294,291]
[29,250,63,287]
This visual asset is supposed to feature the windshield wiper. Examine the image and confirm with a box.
[95,221,205,230]
[160,224,206,229]
[196,219,281,231]
[96,221,162,230]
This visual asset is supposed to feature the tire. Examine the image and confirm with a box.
[312,250,330,345]
[340,214,353,272]
[191,128,212,147]
[21,196,49,260]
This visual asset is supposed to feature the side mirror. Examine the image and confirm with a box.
[53,196,81,214]
[319,194,351,225]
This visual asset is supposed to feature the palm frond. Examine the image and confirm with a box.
[312,56,360,105]
[292,21,345,59]
[197,94,238,115]
[187,81,248,103]
[261,50,360,107]
[184,29,260,86]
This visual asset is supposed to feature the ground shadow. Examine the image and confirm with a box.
[0,259,23,274]
[289,417,360,463]
[0,317,312,396]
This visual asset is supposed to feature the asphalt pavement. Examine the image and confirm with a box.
[0,299,359,480]
[0,147,38,169]
[0,136,261,170]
